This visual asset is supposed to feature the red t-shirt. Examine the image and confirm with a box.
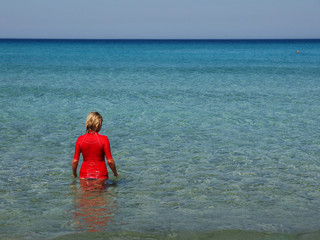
[73,132,113,179]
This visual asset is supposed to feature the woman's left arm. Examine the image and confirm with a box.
[72,138,81,178]
[72,159,79,177]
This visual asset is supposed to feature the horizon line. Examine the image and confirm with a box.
[0,37,320,41]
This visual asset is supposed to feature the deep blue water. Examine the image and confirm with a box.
[0,39,320,239]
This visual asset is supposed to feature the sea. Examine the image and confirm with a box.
[0,39,320,240]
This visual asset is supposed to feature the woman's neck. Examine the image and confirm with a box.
[87,130,98,135]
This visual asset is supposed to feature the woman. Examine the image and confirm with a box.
[72,112,119,179]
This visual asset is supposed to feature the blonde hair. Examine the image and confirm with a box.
[85,112,103,133]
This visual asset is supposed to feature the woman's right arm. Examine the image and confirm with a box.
[104,136,119,177]
[107,158,119,177]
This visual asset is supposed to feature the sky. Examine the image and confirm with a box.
[0,0,319,39]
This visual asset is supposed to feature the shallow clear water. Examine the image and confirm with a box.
[0,39,320,239]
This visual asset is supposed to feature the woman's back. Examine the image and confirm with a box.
[72,112,118,180]
[74,132,112,179]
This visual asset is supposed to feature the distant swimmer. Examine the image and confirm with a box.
[72,112,119,179]
[297,50,299,54]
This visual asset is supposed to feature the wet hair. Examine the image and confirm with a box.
[85,112,103,133]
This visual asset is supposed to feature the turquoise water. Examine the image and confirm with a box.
[0,39,320,239]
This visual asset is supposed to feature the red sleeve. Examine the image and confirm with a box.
[103,136,113,160]
[73,137,81,160]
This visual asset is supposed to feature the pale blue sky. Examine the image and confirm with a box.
[1,0,319,39]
